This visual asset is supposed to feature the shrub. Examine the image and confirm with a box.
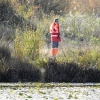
[14,29,40,62]
[0,46,11,60]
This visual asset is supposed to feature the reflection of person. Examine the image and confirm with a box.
[50,18,61,57]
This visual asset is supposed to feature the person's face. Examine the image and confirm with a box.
[55,20,59,24]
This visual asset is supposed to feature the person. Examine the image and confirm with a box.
[50,18,61,57]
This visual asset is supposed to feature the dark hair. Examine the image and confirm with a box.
[54,18,58,22]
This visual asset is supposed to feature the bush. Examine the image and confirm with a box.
[0,46,11,60]
[14,30,40,61]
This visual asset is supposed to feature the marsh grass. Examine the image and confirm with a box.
[14,30,40,61]
[57,45,100,69]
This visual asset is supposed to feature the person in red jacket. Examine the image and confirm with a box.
[50,18,61,57]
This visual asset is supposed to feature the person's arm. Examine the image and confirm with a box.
[58,24,60,38]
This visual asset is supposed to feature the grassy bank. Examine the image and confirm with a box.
[0,1,100,82]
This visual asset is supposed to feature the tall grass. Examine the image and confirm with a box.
[13,29,40,62]
[60,46,100,69]
[0,0,100,69]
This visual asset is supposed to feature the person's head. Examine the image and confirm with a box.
[54,18,59,23]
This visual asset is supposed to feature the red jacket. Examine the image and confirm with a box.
[50,22,61,42]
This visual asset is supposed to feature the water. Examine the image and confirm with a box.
[0,83,100,100]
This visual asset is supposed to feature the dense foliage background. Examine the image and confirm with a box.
[0,0,100,82]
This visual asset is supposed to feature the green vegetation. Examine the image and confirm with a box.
[14,30,40,61]
[0,0,100,82]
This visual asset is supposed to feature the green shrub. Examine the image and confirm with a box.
[14,29,40,62]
